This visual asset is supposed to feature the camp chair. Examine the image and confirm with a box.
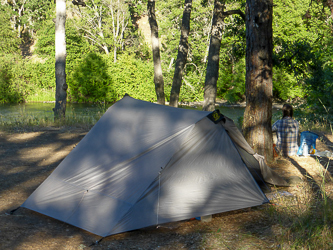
[297,131,319,156]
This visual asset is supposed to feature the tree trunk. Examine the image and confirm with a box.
[169,0,192,108]
[243,0,273,163]
[54,0,67,121]
[202,0,224,111]
[147,0,165,105]
[114,46,117,63]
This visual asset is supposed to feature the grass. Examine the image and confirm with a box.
[263,185,331,249]
[298,117,333,134]
[296,101,333,134]
[266,154,333,249]
[0,107,104,131]
[24,88,55,103]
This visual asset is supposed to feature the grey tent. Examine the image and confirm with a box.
[21,96,285,237]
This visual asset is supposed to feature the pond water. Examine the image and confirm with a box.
[0,102,246,124]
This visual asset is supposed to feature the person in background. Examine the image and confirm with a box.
[272,104,299,156]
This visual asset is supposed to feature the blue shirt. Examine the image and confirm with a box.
[272,117,299,156]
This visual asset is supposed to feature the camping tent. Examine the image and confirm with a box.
[21,96,286,237]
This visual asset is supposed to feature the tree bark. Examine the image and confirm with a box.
[54,0,67,121]
[147,0,165,105]
[169,0,192,107]
[202,0,224,111]
[243,0,273,163]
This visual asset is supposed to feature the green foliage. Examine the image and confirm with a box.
[66,19,94,71]
[157,0,213,102]
[273,40,315,81]
[34,18,55,57]
[0,0,332,111]
[0,55,35,103]
[127,0,146,17]
[0,13,94,104]
[0,5,21,55]
[273,67,305,100]
[180,71,205,102]
[218,58,246,103]
[24,0,53,31]
[68,53,116,103]
[1,0,53,39]
[0,58,24,103]
[274,0,316,43]
[24,58,55,89]
[272,0,332,103]
[215,2,247,103]
[107,53,156,101]
[305,60,333,113]
[303,18,333,113]
[33,17,92,94]
[72,0,132,60]
[0,5,25,103]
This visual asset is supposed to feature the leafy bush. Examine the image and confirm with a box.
[34,17,55,57]
[23,58,55,89]
[68,53,116,103]
[305,51,333,114]
[273,67,305,100]
[107,53,156,101]
[163,66,205,103]
[0,5,21,55]
[180,71,205,103]
[218,58,246,103]
[0,59,25,103]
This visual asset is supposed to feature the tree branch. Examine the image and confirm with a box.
[222,9,245,22]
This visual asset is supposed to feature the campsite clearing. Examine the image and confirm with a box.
[1,127,333,249]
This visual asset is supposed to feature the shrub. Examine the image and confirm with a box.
[107,53,156,102]
[0,60,24,103]
[68,53,116,103]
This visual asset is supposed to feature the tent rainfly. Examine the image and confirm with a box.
[21,96,287,237]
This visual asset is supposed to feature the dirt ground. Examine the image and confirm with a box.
[1,127,333,250]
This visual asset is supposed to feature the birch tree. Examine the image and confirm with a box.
[105,0,130,62]
[54,0,67,121]
[73,0,130,62]
[73,0,109,54]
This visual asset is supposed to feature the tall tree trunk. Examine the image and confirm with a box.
[202,0,224,111]
[169,0,192,108]
[54,0,67,121]
[147,0,165,105]
[243,0,273,163]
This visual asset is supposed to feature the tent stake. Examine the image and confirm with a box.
[90,237,104,246]
[10,206,20,215]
